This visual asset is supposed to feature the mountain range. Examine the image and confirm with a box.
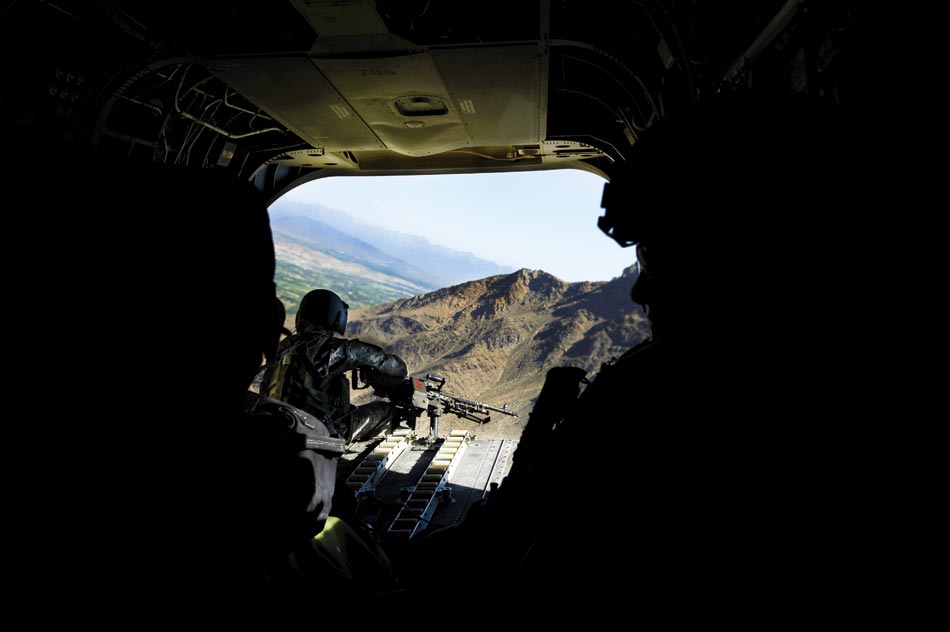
[269,203,647,439]
[347,266,649,439]
[271,221,431,311]
[270,203,515,298]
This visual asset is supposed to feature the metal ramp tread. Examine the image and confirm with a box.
[485,439,517,496]
[344,428,412,495]
[387,430,470,539]
[431,438,520,528]
[345,433,520,538]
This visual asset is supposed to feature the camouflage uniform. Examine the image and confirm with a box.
[261,324,408,444]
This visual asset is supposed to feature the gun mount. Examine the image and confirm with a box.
[364,372,518,442]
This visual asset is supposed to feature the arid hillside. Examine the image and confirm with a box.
[347,266,649,438]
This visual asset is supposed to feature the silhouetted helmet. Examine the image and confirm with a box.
[296,289,349,335]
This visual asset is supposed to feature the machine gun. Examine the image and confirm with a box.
[359,371,518,441]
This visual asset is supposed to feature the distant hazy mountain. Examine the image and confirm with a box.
[348,266,650,439]
[273,232,433,312]
[271,203,515,287]
[271,215,440,289]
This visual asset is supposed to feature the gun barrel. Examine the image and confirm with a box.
[435,390,518,417]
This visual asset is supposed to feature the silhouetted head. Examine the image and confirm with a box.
[296,289,349,335]
[601,89,853,345]
[86,164,282,413]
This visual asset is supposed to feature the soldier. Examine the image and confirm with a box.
[400,89,864,618]
[260,288,409,445]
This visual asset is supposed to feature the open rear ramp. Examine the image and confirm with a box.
[341,431,519,539]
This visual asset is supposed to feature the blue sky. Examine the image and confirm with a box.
[270,168,637,283]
